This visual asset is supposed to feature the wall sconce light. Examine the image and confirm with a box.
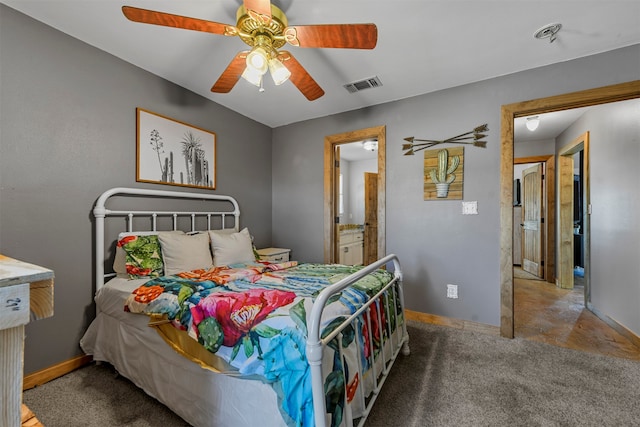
[362,140,378,151]
[526,116,540,131]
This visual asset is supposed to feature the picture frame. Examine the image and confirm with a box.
[136,108,216,189]
[424,147,464,200]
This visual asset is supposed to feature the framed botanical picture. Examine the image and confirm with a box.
[136,108,216,189]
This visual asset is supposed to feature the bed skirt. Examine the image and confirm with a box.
[81,310,288,427]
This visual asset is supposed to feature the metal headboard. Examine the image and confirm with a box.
[93,187,240,292]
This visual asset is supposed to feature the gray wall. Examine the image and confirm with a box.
[348,158,377,225]
[0,6,272,373]
[339,157,377,225]
[556,99,640,335]
[2,4,639,373]
[514,138,555,158]
[272,45,640,327]
[338,159,351,223]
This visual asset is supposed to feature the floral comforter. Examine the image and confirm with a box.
[124,261,398,427]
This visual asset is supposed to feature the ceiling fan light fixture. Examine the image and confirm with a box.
[241,66,263,87]
[362,140,378,151]
[268,57,291,85]
[526,116,540,131]
[122,3,378,101]
[246,46,269,75]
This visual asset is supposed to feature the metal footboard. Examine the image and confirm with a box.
[307,254,410,427]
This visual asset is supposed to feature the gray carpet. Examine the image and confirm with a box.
[23,321,640,426]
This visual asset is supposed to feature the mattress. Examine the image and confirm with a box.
[80,277,288,427]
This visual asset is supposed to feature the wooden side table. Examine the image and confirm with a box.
[0,255,54,427]
[257,248,291,263]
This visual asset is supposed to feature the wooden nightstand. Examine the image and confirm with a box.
[257,248,291,263]
[0,255,54,427]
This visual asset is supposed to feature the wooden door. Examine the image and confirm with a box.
[513,206,522,265]
[557,132,589,291]
[334,146,341,262]
[522,164,543,277]
[544,156,556,284]
[364,172,378,265]
[558,154,574,289]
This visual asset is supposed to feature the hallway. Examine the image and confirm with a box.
[514,268,640,361]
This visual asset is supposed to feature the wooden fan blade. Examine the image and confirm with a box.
[284,24,377,49]
[211,52,248,93]
[278,51,324,101]
[122,6,237,36]
[243,0,272,21]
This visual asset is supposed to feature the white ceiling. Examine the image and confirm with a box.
[514,107,591,142]
[339,140,378,162]
[2,1,639,128]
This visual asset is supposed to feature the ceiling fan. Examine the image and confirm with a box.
[122,0,378,101]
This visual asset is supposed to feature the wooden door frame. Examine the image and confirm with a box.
[557,132,590,294]
[324,126,386,263]
[500,80,640,338]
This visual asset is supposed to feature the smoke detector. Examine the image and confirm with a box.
[534,23,562,43]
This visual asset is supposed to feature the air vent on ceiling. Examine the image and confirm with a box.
[344,76,383,93]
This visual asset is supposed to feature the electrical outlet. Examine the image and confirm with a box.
[447,284,458,299]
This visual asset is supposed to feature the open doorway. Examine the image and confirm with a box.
[513,158,554,282]
[334,141,378,265]
[513,154,556,284]
[500,80,640,339]
[323,126,386,264]
[513,136,592,345]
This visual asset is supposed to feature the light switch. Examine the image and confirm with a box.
[462,201,478,215]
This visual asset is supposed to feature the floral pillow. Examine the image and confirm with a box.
[118,234,164,279]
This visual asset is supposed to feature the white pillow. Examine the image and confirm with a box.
[113,230,184,276]
[209,227,255,266]
[158,232,213,276]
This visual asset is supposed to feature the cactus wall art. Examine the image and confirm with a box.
[136,108,216,189]
[424,147,464,200]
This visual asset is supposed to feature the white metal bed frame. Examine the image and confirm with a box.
[93,187,410,427]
